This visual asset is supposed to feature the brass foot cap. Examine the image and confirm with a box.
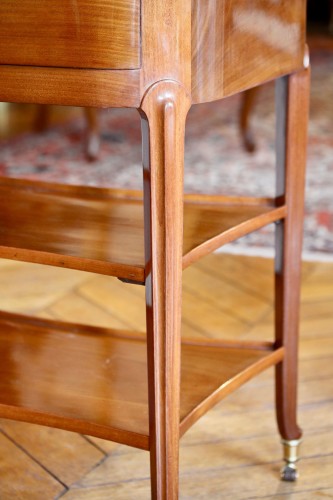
[281,464,298,482]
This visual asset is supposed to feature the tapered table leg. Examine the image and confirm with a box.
[274,65,310,481]
[140,80,191,500]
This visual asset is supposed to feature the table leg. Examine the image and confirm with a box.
[274,66,310,481]
[140,80,191,499]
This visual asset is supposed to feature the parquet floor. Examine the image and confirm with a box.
[0,253,332,499]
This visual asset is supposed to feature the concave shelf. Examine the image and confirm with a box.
[0,177,286,282]
[0,311,284,450]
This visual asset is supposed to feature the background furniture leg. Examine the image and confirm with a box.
[84,107,100,161]
[140,81,191,499]
[34,104,50,133]
[239,87,259,153]
[274,66,310,481]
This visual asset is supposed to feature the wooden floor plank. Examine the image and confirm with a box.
[301,263,333,302]
[197,253,275,302]
[181,288,249,339]
[0,431,64,499]
[183,265,271,324]
[0,260,91,315]
[48,290,129,330]
[78,276,147,331]
[0,420,105,488]
[60,452,333,500]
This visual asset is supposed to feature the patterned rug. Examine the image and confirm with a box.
[0,51,332,258]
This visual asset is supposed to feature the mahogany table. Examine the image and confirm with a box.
[0,1,309,498]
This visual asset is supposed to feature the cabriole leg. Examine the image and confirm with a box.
[139,80,191,500]
[275,65,310,481]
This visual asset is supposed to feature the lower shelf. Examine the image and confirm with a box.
[0,311,284,450]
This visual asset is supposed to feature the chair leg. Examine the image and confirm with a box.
[239,87,259,153]
[34,104,51,132]
[84,107,100,161]
[274,66,310,481]
[140,81,191,500]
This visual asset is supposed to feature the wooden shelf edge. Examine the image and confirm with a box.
[0,404,150,451]
[179,346,285,437]
[0,309,146,340]
[0,177,279,206]
[182,205,287,269]
[0,176,144,201]
[184,193,277,207]
[0,246,145,283]
[180,337,275,351]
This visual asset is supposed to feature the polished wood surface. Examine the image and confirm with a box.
[0,1,309,497]
[0,1,307,108]
[179,346,285,436]
[0,177,285,282]
[275,67,310,441]
[0,0,140,70]
[0,66,141,108]
[141,1,191,92]
[0,310,283,452]
[141,81,191,498]
[183,204,286,269]
[0,311,149,450]
[1,255,332,498]
[192,0,306,103]
[0,177,145,282]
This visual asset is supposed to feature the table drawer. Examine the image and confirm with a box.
[0,0,140,70]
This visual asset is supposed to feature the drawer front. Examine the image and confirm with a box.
[0,0,140,70]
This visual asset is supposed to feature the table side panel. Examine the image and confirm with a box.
[192,0,306,103]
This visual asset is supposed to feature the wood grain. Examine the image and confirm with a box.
[140,81,191,499]
[275,67,310,441]
[0,178,286,284]
[0,309,284,455]
[182,265,271,325]
[0,66,141,108]
[0,0,140,70]
[0,177,145,282]
[180,347,285,436]
[0,431,64,498]
[0,419,104,487]
[182,204,286,269]
[0,254,331,498]
[141,0,191,94]
[192,0,306,103]
[0,2,309,497]
[0,311,150,450]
